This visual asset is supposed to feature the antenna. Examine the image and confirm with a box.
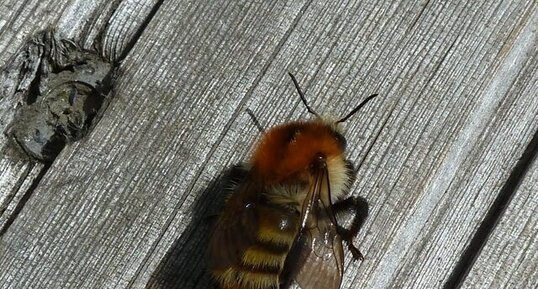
[246,108,265,133]
[288,72,320,118]
[336,93,378,123]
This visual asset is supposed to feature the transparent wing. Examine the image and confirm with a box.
[294,219,344,288]
[293,167,344,289]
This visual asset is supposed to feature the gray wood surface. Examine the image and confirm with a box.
[0,0,158,233]
[0,0,101,236]
[0,0,537,289]
[461,149,538,289]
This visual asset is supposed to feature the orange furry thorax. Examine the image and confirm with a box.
[251,120,343,184]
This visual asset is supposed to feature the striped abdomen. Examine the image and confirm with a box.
[212,205,299,289]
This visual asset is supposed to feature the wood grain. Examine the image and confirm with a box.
[0,0,311,288]
[461,143,538,289]
[144,1,538,288]
[0,0,100,235]
[0,0,536,288]
[0,0,158,232]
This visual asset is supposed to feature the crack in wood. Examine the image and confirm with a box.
[0,163,49,236]
[130,1,318,287]
[443,9,538,288]
[443,121,538,289]
[115,0,166,63]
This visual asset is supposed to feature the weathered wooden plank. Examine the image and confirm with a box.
[145,1,538,289]
[354,8,538,289]
[0,0,110,235]
[0,161,45,233]
[0,0,159,231]
[0,1,311,288]
[0,1,536,289]
[460,137,538,289]
[0,0,118,68]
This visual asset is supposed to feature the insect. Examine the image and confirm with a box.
[208,73,376,289]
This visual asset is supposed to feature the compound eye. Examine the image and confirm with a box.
[334,131,347,151]
[310,152,327,170]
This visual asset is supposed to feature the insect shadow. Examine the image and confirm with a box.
[145,165,248,289]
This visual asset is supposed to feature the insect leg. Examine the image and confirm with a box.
[332,196,368,261]
[246,108,265,133]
